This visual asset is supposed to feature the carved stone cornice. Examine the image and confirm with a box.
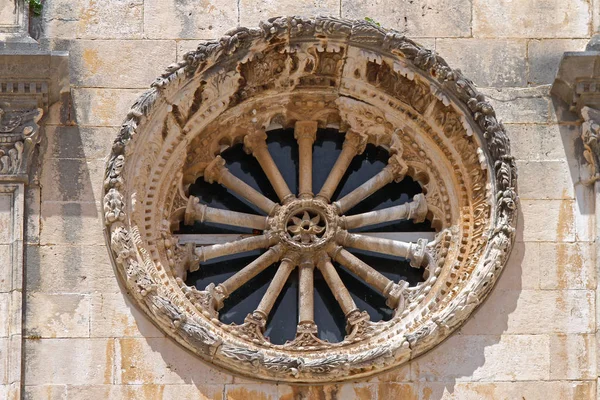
[0,50,70,183]
[551,42,600,183]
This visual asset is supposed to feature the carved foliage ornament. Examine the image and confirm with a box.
[0,107,43,178]
[103,17,518,382]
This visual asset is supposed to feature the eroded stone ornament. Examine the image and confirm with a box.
[102,16,518,382]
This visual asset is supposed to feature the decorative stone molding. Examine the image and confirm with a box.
[552,47,600,183]
[0,44,69,398]
[103,16,518,382]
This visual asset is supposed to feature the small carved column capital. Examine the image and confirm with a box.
[243,129,269,155]
[0,107,43,182]
[203,156,227,184]
[294,120,318,143]
[342,130,368,155]
[385,153,409,183]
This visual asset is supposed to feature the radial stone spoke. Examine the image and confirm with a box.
[341,193,428,230]
[330,246,407,308]
[316,253,358,317]
[204,155,278,215]
[211,244,285,309]
[194,234,277,262]
[294,121,318,199]
[316,130,368,202]
[337,231,428,268]
[298,256,315,325]
[244,129,294,203]
[333,154,408,214]
[254,254,298,322]
[184,195,268,230]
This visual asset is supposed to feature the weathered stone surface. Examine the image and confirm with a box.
[342,0,471,37]
[240,0,339,27]
[505,124,579,162]
[461,290,594,334]
[23,385,67,400]
[24,186,40,245]
[528,39,589,85]
[72,88,141,127]
[0,341,6,385]
[411,335,550,381]
[278,384,380,400]
[45,126,117,161]
[479,86,551,124]
[144,0,237,39]
[436,39,527,87]
[0,294,9,337]
[0,194,12,244]
[519,200,576,242]
[25,293,90,338]
[225,384,279,400]
[117,338,234,385]
[65,384,224,400]
[25,339,115,385]
[0,246,11,292]
[90,293,163,338]
[41,0,143,39]
[473,0,591,38]
[539,243,596,289]
[377,383,416,399]
[40,202,105,245]
[549,334,596,380]
[494,241,539,290]
[26,245,119,294]
[40,159,104,203]
[68,40,176,88]
[418,381,596,399]
[516,161,575,200]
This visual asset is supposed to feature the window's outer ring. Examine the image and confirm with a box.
[102,16,518,382]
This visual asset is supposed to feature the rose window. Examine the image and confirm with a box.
[103,17,518,382]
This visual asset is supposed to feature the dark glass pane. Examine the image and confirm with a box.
[264,269,298,344]
[266,129,299,195]
[314,268,346,342]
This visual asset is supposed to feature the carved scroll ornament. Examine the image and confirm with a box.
[103,17,518,382]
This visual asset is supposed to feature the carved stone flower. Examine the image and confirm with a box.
[287,211,325,244]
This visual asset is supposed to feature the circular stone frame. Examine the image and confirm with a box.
[102,16,518,382]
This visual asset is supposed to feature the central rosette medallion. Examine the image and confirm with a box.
[274,198,338,252]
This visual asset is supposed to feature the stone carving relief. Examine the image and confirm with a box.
[0,107,43,177]
[103,17,518,382]
[581,107,600,184]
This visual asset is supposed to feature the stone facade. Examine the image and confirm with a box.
[0,0,598,399]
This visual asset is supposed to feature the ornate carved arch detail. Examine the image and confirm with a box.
[103,16,517,382]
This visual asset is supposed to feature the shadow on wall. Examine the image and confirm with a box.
[552,96,594,220]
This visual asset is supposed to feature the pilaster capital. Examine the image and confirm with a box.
[294,120,318,142]
[243,129,268,155]
[342,130,368,155]
[203,156,227,184]
[385,153,409,182]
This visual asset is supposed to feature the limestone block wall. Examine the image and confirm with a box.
[19,0,599,399]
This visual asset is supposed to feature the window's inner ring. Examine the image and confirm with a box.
[175,127,436,345]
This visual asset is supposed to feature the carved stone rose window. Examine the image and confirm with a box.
[103,17,518,382]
